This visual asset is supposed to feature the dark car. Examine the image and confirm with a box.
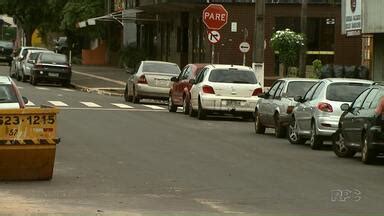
[168,63,207,114]
[333,84,384,164]
[30,53,71,86]
[0,40,13,66]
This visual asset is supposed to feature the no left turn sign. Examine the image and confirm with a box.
[208,31,221,44]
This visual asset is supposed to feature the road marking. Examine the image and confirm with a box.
[36,87,50,90]
[26,101,35,106]
[142,105,166,110]
[72,70,126,86]
[59,107,166,112]
[111,103,133,109]
[48,101,69,107]
[81,102,102,108]
[61,88,75,92]
[194,199,245,214]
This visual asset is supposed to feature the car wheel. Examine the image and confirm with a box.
[124,86,133,102]
[21,70,27,82]
[310,121,323,150]
[30,74,38,86]
[189,101,197,117]
[254,111,266,134]
[132,87,140,104]
[16,70,22,81]
[197,98,207,120]
[361,133,377,164]
[168,96,177,112]
[274,114,287,138]
[183,96,190,115]
[288,117,306,145]
[332,129,356,158]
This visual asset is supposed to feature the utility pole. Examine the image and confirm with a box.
[299,0,308,77]
[253,0,265,87]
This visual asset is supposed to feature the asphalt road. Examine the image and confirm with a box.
[0,65,383,215]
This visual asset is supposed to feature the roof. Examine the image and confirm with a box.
[0,76,12,84]
[143,60,178,65]
[208,64,253,71]
[277,77,319,82]
[322,78,374,84]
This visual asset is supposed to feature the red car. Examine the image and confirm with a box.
[168,63,207,114]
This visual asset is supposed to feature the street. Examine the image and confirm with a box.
[0,64,383,215]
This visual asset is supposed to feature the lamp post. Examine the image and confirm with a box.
[299,0,308,78]
[253,0,265,87]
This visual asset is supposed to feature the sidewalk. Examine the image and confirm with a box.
[71,65,129,96]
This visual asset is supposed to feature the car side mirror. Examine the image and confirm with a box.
[189,79,196,84]
[294,96,303,103]
[340,103,350,112]
[22,96,28,104]
[170,76,178,82]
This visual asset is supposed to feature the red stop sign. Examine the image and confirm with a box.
[202,4,229,30]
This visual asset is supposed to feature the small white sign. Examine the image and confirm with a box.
[231,22,237,32]
[345,0,361,36]
[208,31,221,44]
[239,42,250,53]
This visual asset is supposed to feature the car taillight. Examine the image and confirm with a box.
[138,75,147,84]
[252,88,263,96]
[317,102,333,113]
[287,106,295,114]
[202,85,215,94]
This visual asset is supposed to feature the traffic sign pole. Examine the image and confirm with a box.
[211,44,215,64]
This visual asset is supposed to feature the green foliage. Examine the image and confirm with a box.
[119,46,148,69]
[270,29,305,68]
[312,59,322,78]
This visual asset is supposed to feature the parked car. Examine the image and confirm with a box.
[20,49,55,82]
[10,46,48,80]
[333,84,384,164]
[189,64,262,120]
[0,40,14,66]
[124,60,181,104]
[255,78,318,138]
[0,76,28,109]
[288,78,373,149]
[168,63,208,114]
[30,52,72,86]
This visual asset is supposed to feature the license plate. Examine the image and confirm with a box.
[156,80,168,86]
[222,100,241,107]
[0,114,56,139]
[48,73,59,77]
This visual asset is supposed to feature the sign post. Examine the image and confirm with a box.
[203,4,228,64]
[239,42,250,66]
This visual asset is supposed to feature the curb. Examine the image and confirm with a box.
[70,83,124,97]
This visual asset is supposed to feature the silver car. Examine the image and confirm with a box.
[124,61,181,104]
[20,49,54,82]
[255,78,318,138]
[10,46,48,80]
[288,78,373,149]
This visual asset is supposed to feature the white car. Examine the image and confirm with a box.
[189,64,262,120]
[0,76,28,109]
[20,49,54,82]
[10,46,48,80]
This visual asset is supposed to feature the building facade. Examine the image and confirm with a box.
[115,0,361,85]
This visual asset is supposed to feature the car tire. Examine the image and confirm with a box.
[361,133,377,164]
[332,129,356,158]
[310,121,323,150]
[30,74,38,86]
[197,99,207,120]
[274,114,287,138]
[62,80,70,87]
[189,101,197,117]
[16,70,22,81]
[183,96,190,115]
[288,117,306,145]
[254,111,266,134]
[132,87,140,104]
[242,113,254,122]
[168,96,177,112]
[124,86,133,102]
[21,70,27,82]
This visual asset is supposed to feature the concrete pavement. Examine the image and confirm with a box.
[71,65,128,96]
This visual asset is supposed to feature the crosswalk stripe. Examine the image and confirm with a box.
[111,103,133,109]
[81,102,102,108]
[48,101,69,107]
[61,88,75,92]
[26,101,35,106]
[36,87,50,90]
[142,105,166,110]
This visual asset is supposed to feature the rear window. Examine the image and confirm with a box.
[208,69,257,84]
[286,81,316,97]
[40,53,68,64]
[326,82,371,102]
[0,85,18,103]
[142,62,180,74]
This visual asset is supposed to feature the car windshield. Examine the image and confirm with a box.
[40,53,68,64]
[142,62,180,74]
[286,81,316,97]
[0,41,13,48]
[208,69,257,84]
[326,82,371,102]
[0,84,18,103]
